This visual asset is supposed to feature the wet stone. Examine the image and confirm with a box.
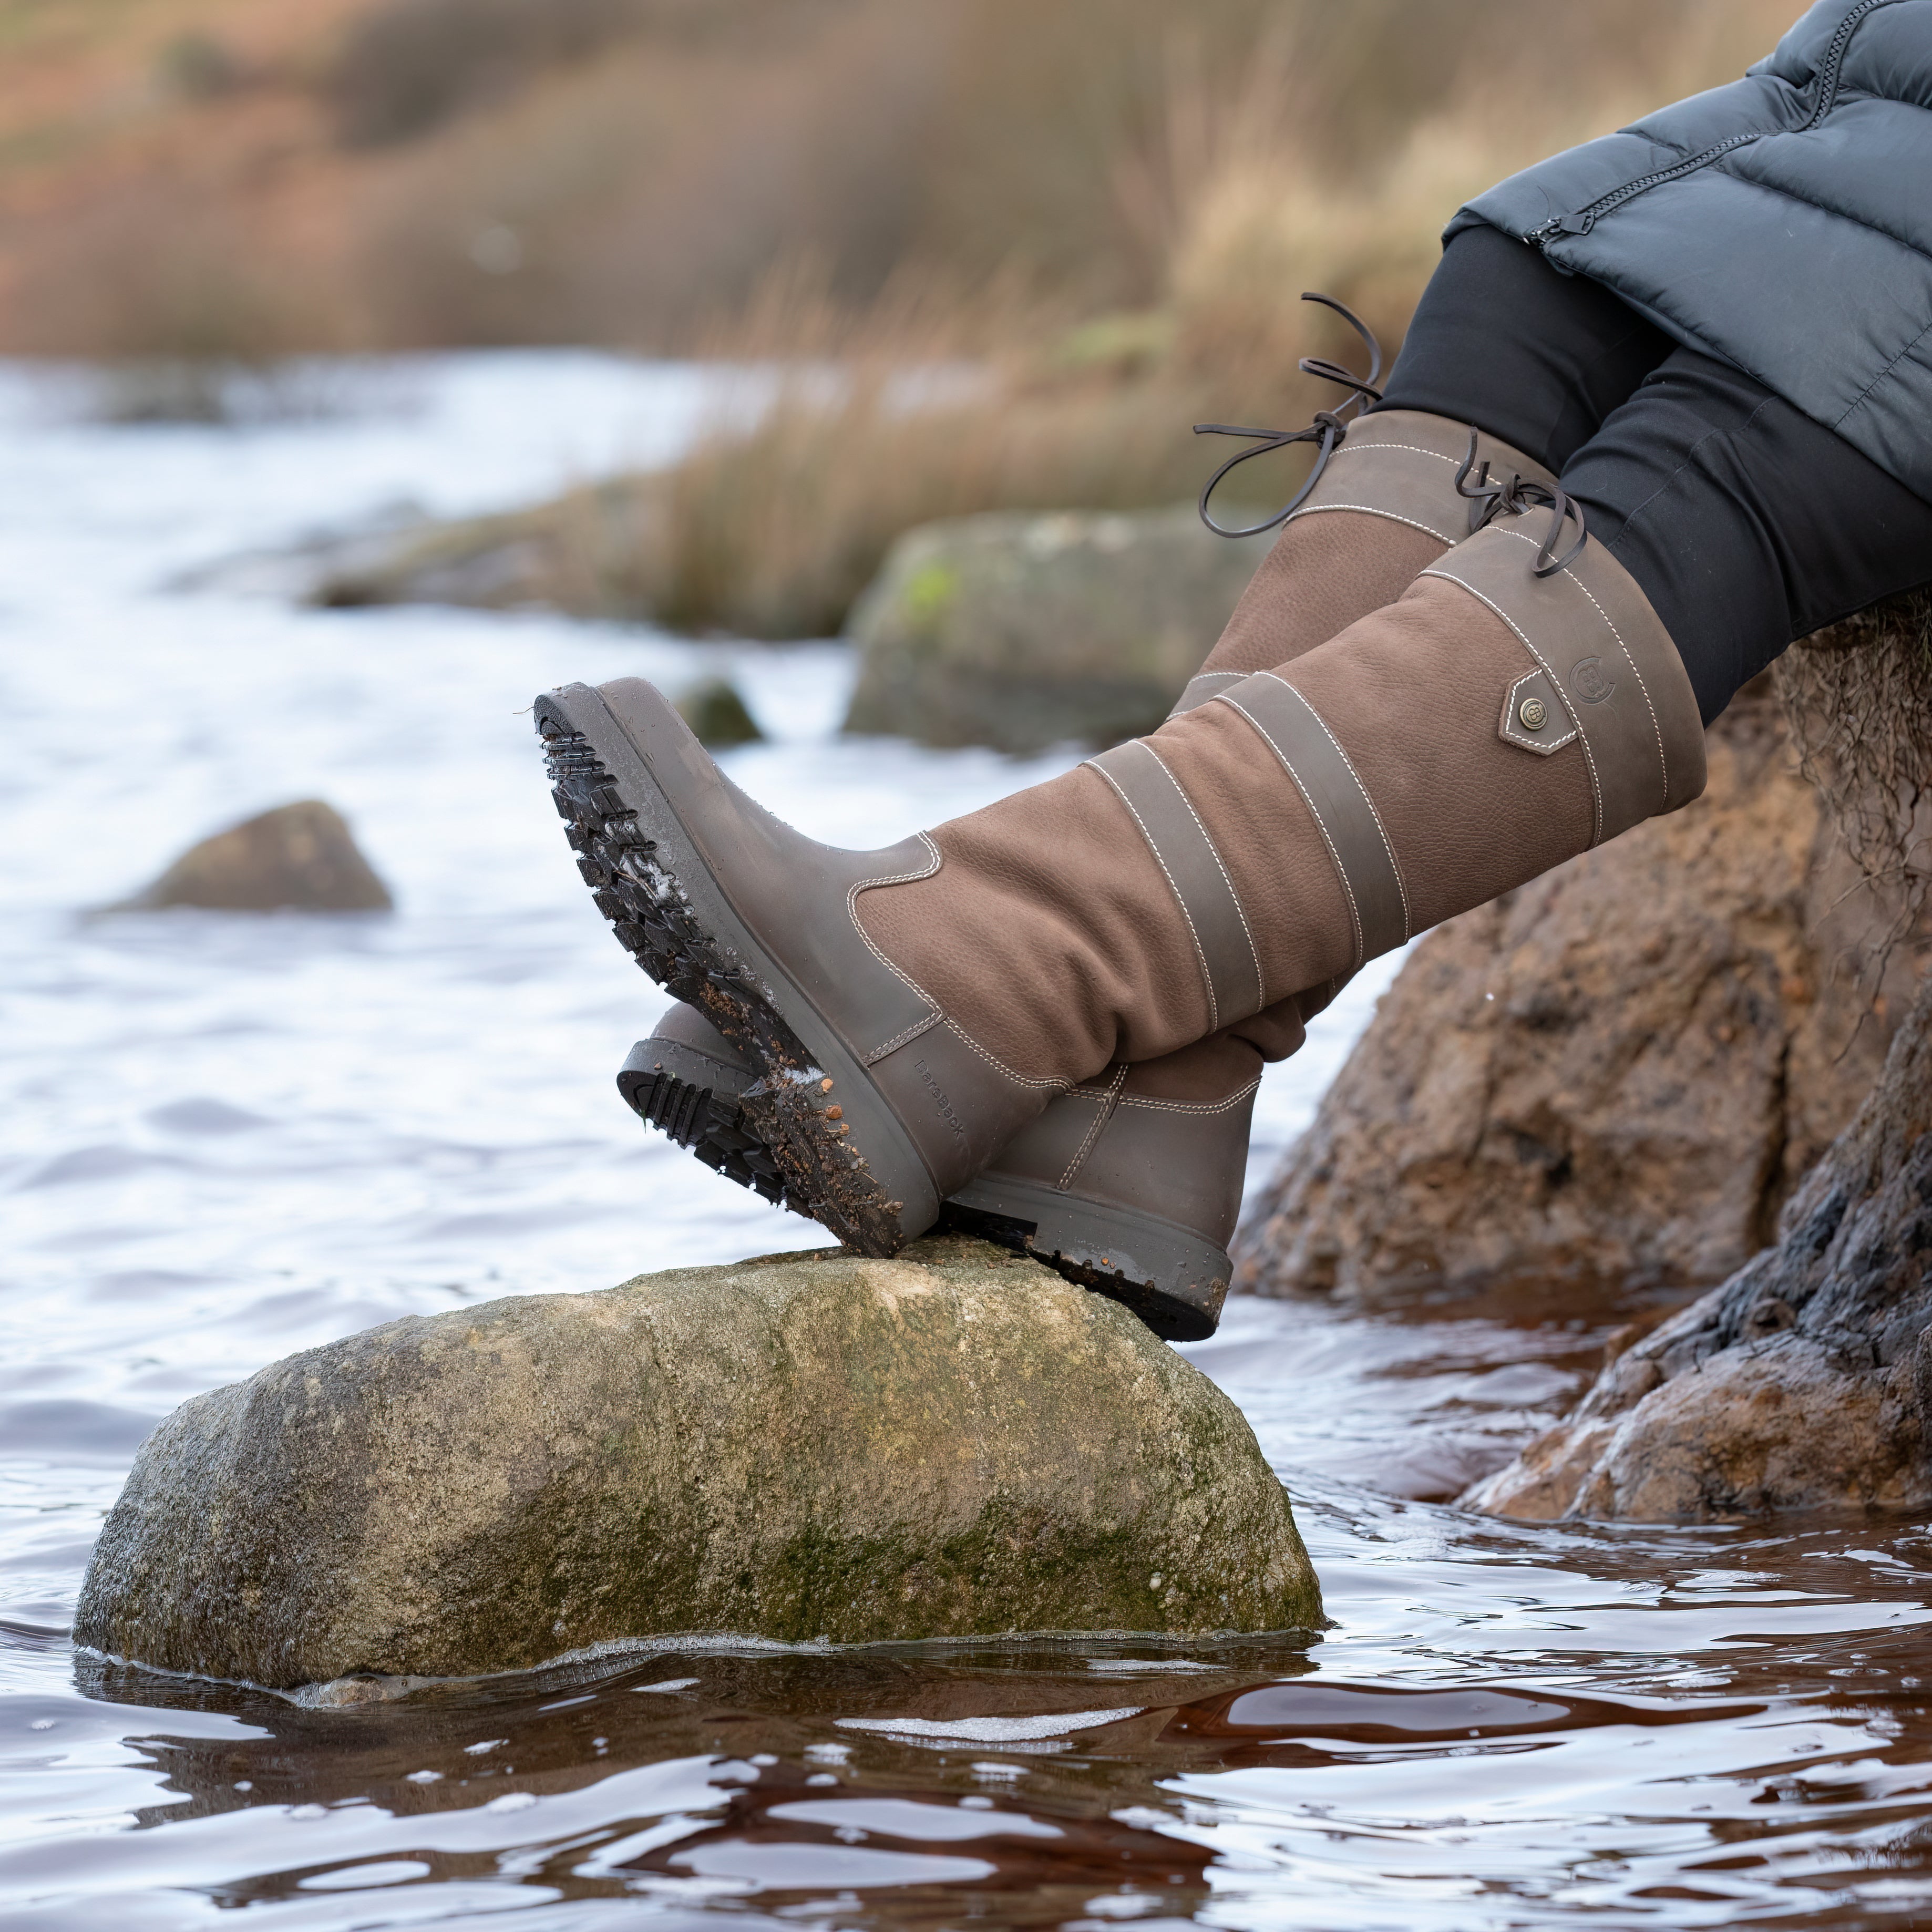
[109,799,392,912]
[74,1234,1320,1689]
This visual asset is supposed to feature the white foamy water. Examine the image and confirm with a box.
[2,352,1927,1931]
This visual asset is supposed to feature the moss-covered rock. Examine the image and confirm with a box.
[75,1235,1318,1689]
[843,509,1269,753]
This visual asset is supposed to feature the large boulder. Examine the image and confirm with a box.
[112,800,392,912]
[76,1235,1319,1690]
[842,509,1269,754]
[1237,680,1921,1308]
[1466,965,1932,1521]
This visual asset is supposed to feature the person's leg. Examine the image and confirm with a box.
[1173,222,1580,707]
[1369,219,1674,477]
[557,237,1918,1257]
[1560,347,1932,723]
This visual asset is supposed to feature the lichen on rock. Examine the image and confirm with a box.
[75,1235,1319,1690]
[842,509,1269,754]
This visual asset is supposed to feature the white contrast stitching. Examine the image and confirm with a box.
[846,834,1064,1090]
[1502,667,1580,754]
[1142,742,1265,1012]
[1560,569,1669,810]
[1059,1062,1127,1190]
[939,1016,1067,1093]
[1085,755,1219,1032]
[1256,673,1412,945]
[846,833,948,1057]
[1324,441,1463,466]
[1442,521,1669,820]
[1285,501,1460,545]
[1420,551,1606,845]
[1214,692,1366,970]
[868,1012,942,1060]
[1114,1076,1262,1117]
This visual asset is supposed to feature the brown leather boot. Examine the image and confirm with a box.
[620,1007,1296,1340]
[533,433,1584,1267]
[859,505,1708,1068]
[538,505,1702,1262]
[609,407,1551,1327]
[1171,408,1559,713]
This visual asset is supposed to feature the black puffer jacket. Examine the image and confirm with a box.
[1452,0,1932,502]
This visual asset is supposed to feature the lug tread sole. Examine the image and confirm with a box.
[538,702,905,1253]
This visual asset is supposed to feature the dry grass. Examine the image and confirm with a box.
[518,0,1807,636]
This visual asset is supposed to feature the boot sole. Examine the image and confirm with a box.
[616,1038,800,1214]
[622,1034,1224,1341]
[941,1177,1228,1343]
[537,684,939,1255]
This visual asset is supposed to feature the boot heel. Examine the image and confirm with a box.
[943,1177,1229,1342]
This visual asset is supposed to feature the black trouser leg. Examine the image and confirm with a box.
[1373,223,1932,723]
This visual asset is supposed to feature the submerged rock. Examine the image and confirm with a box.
[842,509,1269,754]
[114,800,392,912]
[1467,967,1932,1521]
[1237,681,1923,1309]
[75,1235,1319,1689]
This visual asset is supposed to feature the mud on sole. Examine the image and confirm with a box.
[536,698,918,1254]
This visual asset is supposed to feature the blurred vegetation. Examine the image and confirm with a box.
[0,0,1804,628]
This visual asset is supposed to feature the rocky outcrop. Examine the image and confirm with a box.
[842,509,1269,754]
[112,800,392,912]
[1466,965,1932,1521]
[1237,680,1924,1308]
[76,1235,1319,1690]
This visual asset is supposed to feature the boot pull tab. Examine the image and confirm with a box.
[1193,294,1383,540]
[1455,428,1589,576]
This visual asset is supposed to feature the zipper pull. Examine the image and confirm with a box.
[1525,212,1595,247]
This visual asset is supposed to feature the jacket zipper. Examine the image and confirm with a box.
[1525,0,1892,245]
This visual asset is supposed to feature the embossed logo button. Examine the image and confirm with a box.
[1570,655,1616,704]
[1518,696,1548,731]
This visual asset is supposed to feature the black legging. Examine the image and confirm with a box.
[1371,223,1932,723]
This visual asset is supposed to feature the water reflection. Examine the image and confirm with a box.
[50,1584,1932,1928]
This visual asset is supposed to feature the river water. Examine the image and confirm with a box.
[2,354,1930,1929]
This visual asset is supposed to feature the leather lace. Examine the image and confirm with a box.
[1453,429,1588,577]
[1194,293,1384,539]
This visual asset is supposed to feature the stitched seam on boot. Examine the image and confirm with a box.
[1482,524,1667,807]
[1419,562,1607,845]
[1502,667,1580,754]
[1542,554,1670,814]
[1143,743,1266,1012]
[1115,1076,1262,1116]
[1286,501,1460,546]
[937,1016,1069,1094]
[867,1011,943,1061]
[1059,1063,1127,1190]
[1217,692,1366,969]
[845,839,1067,1089]
[1321,441,1463,467]
[845,834,947,1059]
[1257,674,1413,945]
[1085,758,1220,1031]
